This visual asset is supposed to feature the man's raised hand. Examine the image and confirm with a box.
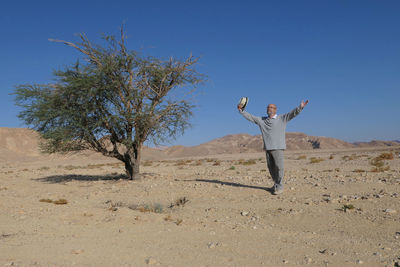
[301,100,309,109]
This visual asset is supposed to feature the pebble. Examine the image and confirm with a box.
[241,211,249,216]
[356,259,363,264]
[384,209,396,214]
[146,258,158,265]
[282,259,289,264]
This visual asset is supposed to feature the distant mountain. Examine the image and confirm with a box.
[163,132,356,157]
[352,140,400,147]
[1,128,399,161]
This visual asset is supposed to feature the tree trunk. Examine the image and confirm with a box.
[124,144,142,180]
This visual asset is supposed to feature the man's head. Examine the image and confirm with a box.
[267,104,277,117]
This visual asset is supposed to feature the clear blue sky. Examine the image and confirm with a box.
[1,0,399,146]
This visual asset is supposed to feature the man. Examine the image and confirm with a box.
[237,100,309,195]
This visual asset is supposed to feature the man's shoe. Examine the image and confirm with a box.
[273,188,283,195]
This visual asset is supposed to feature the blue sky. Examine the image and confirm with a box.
[1,0,399,146]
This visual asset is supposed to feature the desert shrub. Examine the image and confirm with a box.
[40,198,68,205]
[191,160,203,166]
[340,204,355,212]
[370,156,390,172]
[237,159,257,165]
[296,155,307,160]
[309,157,324,164]
[169,197,189,208]
[129,203,164,213]
[38,166,50,171]
[329,154,334,160]
[213,160,221,166]
[228,166,235,170]
[174,160,187,166]
[342,154,359,161]
[353,169,366,173]
[142,161,151,166]
[376,152,394,160]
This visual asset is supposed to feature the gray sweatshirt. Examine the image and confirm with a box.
[239,105,303,150]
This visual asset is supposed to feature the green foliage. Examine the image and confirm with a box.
[14,27,205,179]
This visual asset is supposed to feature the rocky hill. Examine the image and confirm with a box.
[1,128,399,161]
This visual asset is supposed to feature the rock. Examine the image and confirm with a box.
[146,258,158,265]
[208,242,219,248]
[282,259,289,264]
[241,211,249,216]
[356,259,363,264]
[71,249,84,254]
[384,209,396,214]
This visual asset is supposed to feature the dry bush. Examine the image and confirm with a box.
[169,197,189,208]
[53,199,68,205]
[174,160,187,166]
[323,169,333,172]
[129,203,163,213]
[213,160,221,166]
[38,166,50,171]
[296,155,307,160]
[228,166,235,170]
[369,156,390,172]
[191,160,203,166]
[309,157,324,164]
[329,154,334,160]
[237,159,257,165]
[342,154,359,161]
[143,160,153,166]
[376,152,394,160]
[39,198,68,205]
[353,169,366,173]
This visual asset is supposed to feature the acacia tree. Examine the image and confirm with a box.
[15,28,204,179]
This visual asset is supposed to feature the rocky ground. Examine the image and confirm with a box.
[1,147,400,266]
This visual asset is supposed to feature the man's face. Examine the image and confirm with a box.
[267,104,277,117]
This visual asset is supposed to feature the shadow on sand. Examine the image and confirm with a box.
[34,174,128,184]
[187,178,274,194]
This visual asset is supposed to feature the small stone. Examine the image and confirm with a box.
[241,211,249,216]
[282,259,288,264]
[356,259,363,264]
[71,249,84,254]
[208,242,216,248]
[146,258,158,265]
[384,209,396,214]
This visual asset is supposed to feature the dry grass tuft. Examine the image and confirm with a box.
[40,198,68,205]
[213,160,221,166]
[143,160,153,166]
[53,199,68,205]
[296,155,307,160]
[376,152,394,160]
[169,197,189,208]
[370,155,391,172]
[237,159,257,165]
[309,157,324,164]
[353,169,366,173]
[129,203,163,213]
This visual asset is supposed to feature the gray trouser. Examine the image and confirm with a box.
[266,150,284,190]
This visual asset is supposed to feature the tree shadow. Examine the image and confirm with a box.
[186,178,274,194]
[34,174,128,184]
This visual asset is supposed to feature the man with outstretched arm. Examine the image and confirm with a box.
[237,100,309,195]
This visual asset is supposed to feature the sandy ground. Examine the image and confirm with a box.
[1,147,400,267]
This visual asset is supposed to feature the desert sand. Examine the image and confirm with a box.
[1,129,400,266]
